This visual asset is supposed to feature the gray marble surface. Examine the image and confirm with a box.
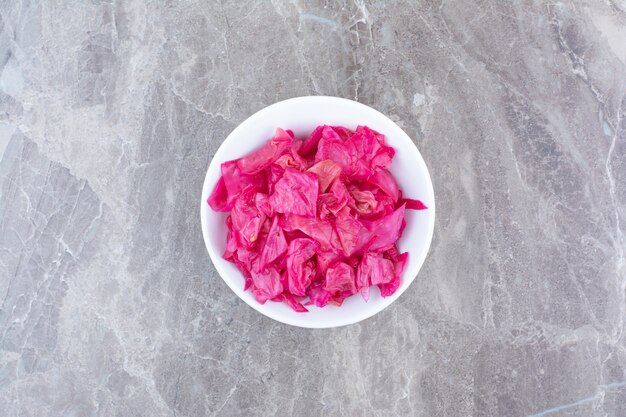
[1,0,625,416]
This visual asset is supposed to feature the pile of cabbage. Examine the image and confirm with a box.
[208,125,426,312]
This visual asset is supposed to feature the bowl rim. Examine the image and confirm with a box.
[200,95,435,328]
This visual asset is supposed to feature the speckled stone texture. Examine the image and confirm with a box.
[1,1,625,416]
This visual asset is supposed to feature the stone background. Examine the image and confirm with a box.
[1,1,625,416]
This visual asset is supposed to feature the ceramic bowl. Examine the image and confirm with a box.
[200,96,435,328]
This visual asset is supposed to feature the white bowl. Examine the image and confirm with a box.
[200,96,435,328]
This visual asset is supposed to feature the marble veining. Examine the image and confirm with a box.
[1,1,625,416]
